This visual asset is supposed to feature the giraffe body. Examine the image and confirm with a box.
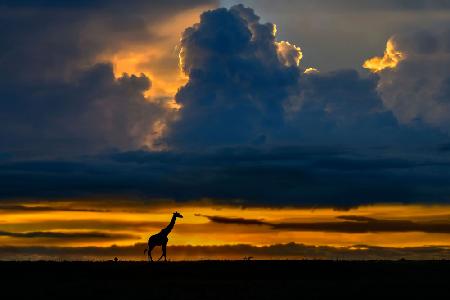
[145,212,183,262]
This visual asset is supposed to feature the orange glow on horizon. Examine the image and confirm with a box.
[1,201,450,251]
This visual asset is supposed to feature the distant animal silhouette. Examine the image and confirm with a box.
[144,212,183,262]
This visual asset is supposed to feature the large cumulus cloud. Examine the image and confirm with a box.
[167,5,301,148]
[165,5,441,150]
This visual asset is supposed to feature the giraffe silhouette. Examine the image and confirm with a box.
[144,211,183,262]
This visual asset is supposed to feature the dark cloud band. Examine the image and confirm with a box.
[199,214,450,234]
[0,230,137,239]
[2,147,450,207]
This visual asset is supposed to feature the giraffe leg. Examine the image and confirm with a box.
[162,243,167,262]
[148,245,154,262]
[157,250,164,261]
[158,243,167,261]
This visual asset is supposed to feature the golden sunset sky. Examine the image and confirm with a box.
[1,200,450,260]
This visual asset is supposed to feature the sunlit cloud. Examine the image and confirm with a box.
[363,38,405,72]
[276,40,303,67]
[304,67,319,74]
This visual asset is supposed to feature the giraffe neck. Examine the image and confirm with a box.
[163,215,177,236]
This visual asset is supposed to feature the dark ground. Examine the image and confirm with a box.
[1,260,449,299]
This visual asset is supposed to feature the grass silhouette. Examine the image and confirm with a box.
[0,260,449,299]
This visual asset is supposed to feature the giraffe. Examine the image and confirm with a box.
[144,211,183,262]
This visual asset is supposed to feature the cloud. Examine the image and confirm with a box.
[336,215,377,222]
[166,5,302,149]
[282,70,410,146]
[0,220,168,233]
[0,0,214,83]
[195,214,267,225]
[0,0,216,157]
[2,147,450,206]
[0,230,137,240]
[1,242,449,260]
[365,30,450,132]
[199,214,450,233]
[363,38,405,72]
[0,204,109,213]
[0,206,107,213]
[0,63,167,156]
[276,41,303,67]
[165,5,441,150]
[2,3,449,158]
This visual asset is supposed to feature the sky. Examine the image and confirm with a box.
[2,0,450,260]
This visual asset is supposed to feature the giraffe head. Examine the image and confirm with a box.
[173,211,183,218]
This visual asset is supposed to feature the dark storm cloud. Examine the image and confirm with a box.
[0,204,109,213]
[0,0,215,83]
[0,63,167,157]
[0,230,137,239]
[2,0,215,9]
[198,214,450,234]
[0,0,216,157]
[281,70,444,146]
[2,147,450,207]
[438,143,450,152]
[1,243,449,260]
